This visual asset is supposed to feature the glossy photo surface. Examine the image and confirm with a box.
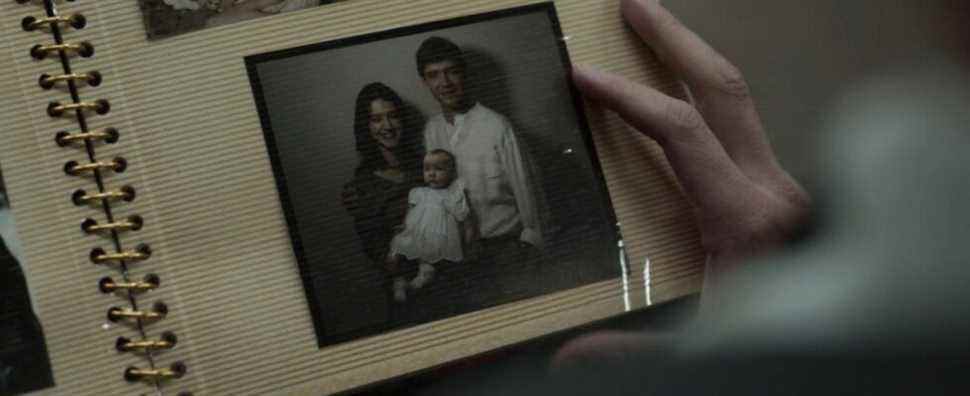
[246,4,621,347]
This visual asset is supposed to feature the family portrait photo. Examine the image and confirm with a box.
[246,4,622,347]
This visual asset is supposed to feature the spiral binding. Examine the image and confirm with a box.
[16,0,188,392]
[72,185,136,205]
[117,331,178,353]
[100,274,161,293]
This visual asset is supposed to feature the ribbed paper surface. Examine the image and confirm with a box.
[0,1,703,394]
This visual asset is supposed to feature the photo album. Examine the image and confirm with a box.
[0,0,704,394]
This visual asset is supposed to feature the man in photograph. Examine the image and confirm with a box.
[416,36,543,300]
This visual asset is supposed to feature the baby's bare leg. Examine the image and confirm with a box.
[392,277,408,302]
[409,261,436,290]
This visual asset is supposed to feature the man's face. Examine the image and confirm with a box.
[421,60,466,111]
[367,99,403,149]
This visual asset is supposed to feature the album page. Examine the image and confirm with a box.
[0,0,703,394]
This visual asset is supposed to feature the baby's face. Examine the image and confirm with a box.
[423,153,453,189]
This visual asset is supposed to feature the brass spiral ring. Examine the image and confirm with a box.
[99,274,161,294]
[90,243,151,264]
[30,42,93,59]
[124,362,186,382]
[39,71,101,89]
[72,185,134,205]
[107,302,168,323]
[21,13,85,31]
[116,331,178,353]
[64,157,127,175]
[55,127,119,146]
[81,215,143,234]
[47,99,109,117]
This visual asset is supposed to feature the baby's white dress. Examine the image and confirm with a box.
[389,180,469,263]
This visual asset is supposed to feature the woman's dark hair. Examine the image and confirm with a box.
[352,82,422,174]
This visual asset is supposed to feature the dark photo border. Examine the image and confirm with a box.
[246,2,620,348]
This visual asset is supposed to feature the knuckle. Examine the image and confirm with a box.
[664,99,706,133]
[714,63,752,100]
[700,190,813,255]
[781,183,812,213]
[648,1,684,35]
[700,216,771,256]
[766,174,813,217]
[778,185,813,232]
[653,10,682,35]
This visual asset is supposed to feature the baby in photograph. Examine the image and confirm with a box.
[387,149,474,302]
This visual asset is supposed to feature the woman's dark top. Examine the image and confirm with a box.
[344,167,417,267]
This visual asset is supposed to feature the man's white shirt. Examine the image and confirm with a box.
[423,103,542,248]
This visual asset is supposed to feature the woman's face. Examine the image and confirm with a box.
[368,99,403,149]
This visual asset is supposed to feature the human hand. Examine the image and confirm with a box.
[574,0,810,284]
[555,0,810,367]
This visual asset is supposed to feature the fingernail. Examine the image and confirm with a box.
[570,64,606,97]
[571,64,600,82]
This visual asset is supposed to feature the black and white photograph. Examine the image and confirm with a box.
[0,167,54,395]
[138,0,344,40]
[246,3,621,347]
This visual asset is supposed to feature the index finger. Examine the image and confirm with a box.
[623,0,777,173]
[572,65,753,214]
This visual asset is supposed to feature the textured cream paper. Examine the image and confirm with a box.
[0,0,703,394]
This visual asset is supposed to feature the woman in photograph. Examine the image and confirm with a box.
[340,82,424,320]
